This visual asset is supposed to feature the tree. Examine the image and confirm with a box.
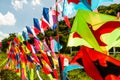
[98,3,120,16]
[1,33,16,53]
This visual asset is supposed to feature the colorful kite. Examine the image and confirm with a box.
[67,9,120,52]
[63,0,113,16]
[71,46,120,80]
[68,9,103,52]
[101,28,120,50]
[63,64,84,80]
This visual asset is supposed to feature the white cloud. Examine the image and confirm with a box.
[11,0,28,10]
[23,27,27,32]
[0,12,16,26]
[31,0,40,6]
[0,31,9,41]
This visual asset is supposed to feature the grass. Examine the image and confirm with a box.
[68,69,92,80]
[0,52,120,80]
[0,69,20,80]
[0,52,7,69]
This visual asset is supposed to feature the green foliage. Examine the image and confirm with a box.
[98,3,120,16]
[0,52,7,68]
[0,70,20,80]
[109,53,120,60]
[1,53,120,80]
[1,33,16,52]
[68,69,92,80]
[34,69,51,80]
[58,18,74,53]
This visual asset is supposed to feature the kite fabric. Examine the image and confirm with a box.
[41,18,49,31]
[76,9,120,30]
[34,38,41,52]
[21,44,30,54]
[26,55,33,63]
[33,18,41,35]
[43,7,49,23]
[17,34,25,43]
[68,9,120,52]
[69,9,103,52]
[63,0,90,16]
[50,36,63,53]
[101,28,120,50]
[26,41,32,52]
[31,45,40,64]
[63,16,71,28]
[90,21,120,47]
[33,18,45,35]
[34,27,40,35]
[30,68,34,80]
[49,9,59,30]
[67,0,80,4]
[63,64,84,80]
[63,0,113,16]
[33,18,41,31]
[67,32,93,48]
[42,39,50,52]
[58,54,64,80]
[22,31,30,41]
[49,37,57,59]
[46,51,55,68]
[13,37,20,45]
[26,26,38,38]
[58,54,71,80]
[71,46,120,80]
[26,26,34,37]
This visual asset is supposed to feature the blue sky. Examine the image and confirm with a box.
[0,0,120,41]
[0,0,56,41]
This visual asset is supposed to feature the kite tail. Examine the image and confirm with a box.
[36,70,43,80]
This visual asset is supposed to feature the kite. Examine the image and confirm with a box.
[68,9,103,52]
[90,21,120,46]
[63,16,71,28]
[67,0,80,4]
[33,18,41,35]
[63,64,84,80]
[71,46,120,80]
[67,32,92,48]
[58,54,70,80]
[49,9,60,30]
[43,7,49,23]
[63,0,113,16]
[22,31,30,41]
[67,9,120,52]
[50,36,63,53]
[101,28,120,50]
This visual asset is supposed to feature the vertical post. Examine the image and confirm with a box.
[55,1,62,80]
[56,0,60,54]
[56,0,59,42]
[113,47,116,55]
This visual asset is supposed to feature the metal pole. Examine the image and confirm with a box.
[55,1,63,80]
[56,0,59,42]
[113,47,116,55]
[55,0,61,54]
